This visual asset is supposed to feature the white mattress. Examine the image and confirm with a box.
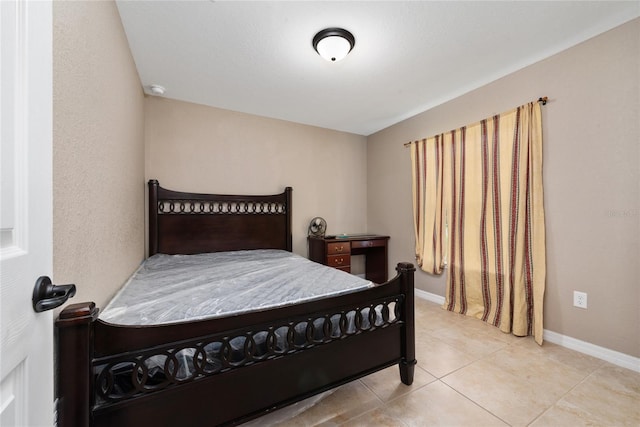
[99,249,373,325]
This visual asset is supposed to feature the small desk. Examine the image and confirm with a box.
[308,235,389,283]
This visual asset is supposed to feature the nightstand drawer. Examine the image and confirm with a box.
[327,242,350,255]
[327,254,350,267]
[351,239,386,249]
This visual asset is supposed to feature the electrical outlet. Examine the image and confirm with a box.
[573,291,588,309]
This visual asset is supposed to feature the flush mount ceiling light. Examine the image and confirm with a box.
[312,28,355,62]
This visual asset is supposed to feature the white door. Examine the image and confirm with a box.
[0,1,54,426]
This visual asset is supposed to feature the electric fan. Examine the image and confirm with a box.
[308,217,327,237]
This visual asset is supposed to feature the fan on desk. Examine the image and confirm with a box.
[308,217,327,237]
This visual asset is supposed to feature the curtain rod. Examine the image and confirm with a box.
[403,97,548,147]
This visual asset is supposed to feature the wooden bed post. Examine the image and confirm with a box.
[397,262,417,385]
[56,302,99,427]
[148,179,159,256]
[284,186,292,251]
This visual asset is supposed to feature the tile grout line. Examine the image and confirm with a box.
[438,379,513,426]
[338,377,432,426]
[525,363,607,426]
[422,331,516,381]
[431,332,555,426]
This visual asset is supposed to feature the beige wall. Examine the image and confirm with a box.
[53,1,145,309]
[144,97,367,256]
[368,18,639,357]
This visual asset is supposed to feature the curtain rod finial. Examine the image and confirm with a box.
[538,97,548,105]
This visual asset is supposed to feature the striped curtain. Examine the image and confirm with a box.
[410,102,546,344]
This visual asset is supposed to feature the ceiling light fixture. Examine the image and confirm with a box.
[312,28,355,62]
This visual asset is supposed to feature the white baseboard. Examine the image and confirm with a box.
[543,330,640,373]
[414,288,445,305]
[413,290,640,373]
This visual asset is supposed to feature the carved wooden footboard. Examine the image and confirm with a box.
[55,262,415,426]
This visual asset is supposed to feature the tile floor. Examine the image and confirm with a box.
[245,298,640,426]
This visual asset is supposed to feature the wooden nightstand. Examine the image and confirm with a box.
[308,235,389,283]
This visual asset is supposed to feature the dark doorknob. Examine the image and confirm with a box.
[32,276,76,313]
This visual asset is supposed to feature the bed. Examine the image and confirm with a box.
[55,180,416,426]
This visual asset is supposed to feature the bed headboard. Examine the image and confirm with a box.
[148,180,292,256]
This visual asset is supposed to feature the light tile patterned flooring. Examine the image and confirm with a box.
[246,298,640,426]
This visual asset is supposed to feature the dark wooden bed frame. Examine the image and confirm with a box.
[55,180,416,426]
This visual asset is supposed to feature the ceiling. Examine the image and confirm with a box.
[116,1,639,136]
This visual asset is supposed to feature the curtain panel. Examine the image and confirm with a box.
[410,102,546,344]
